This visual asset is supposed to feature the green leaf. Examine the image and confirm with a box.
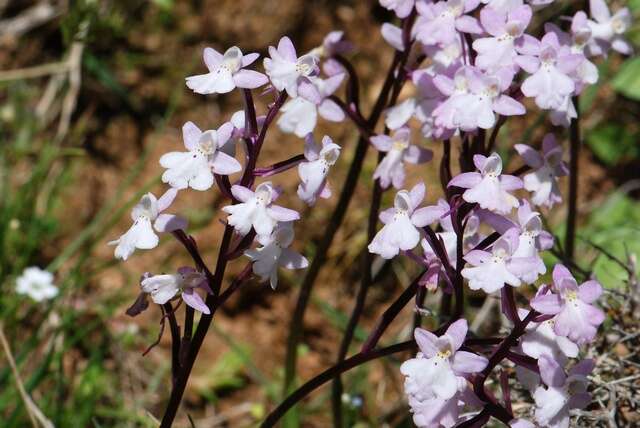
[586,123,640,165]
[612,57,640,101]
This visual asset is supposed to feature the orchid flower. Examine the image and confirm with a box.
[534,356,594,428]
[108,189,186,261]
[371,127,433,189]
[140,266,212,314]
[449,153,522,214]
[517,32,583,111]
[244,222,309,289]
[368,183,443,259]
[586,0,633,57]
[462,228,538,293]
[263,36,319,97]
[515,134,568,207]
[186,46,268,95]
[223,182,300,237]
[297,135,341,205]
[531,264,605,344]
[414,0,483,47]
[277,74,345,137]
[401,320,488,402]
[160,121,242,191]
[473,5,535,71]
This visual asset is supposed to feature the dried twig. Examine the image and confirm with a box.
[0,323,55,428]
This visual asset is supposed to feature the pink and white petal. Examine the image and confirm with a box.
[556,335,579,358]
[578,280,602,303]
[480,7,506,37]
[157,188,179,212]
[612,38,633,55]
[530,293,563,315]
[552,264,574,287]
[211,152,242,175]
[589,0,611,23]
[379,207,396,224]
[445,318,468,350]
[241,52,260,67]
[463,249,492,266]
[514,144,543,168]
[452,351,488,374]
[234,69,269,89]
[409,182,426,210]
[493,95,526,116]
[182,121,202,151]
[404,145,433,164]
[298,79,322,104]
[318,99,345,122]
[381,23,404,52]
[277,36,298,62]
[279,248,309,269]
[455,15,483,34]
[514,55,540,73]
[500,175,524,191]
[182,290,211,314]
[203,47,223,71]
[414,328,439,358]
[448,172,482,189]
[268,205,301,222]
[154,214,188,233]
[570,358,595,376]
[433,75,456,96]
[411,206,448,228]
[568,392,591,410]
[230,185,254,202]
[370,134,393,152]
[538,354,566,387]
[216,122,234,147]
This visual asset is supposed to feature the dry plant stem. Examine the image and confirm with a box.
[282,46,406,394]
[0,323,54,428]
[566,96,580,262]
[262,340,416,427]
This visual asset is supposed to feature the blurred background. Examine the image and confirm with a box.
[0,0,639,427]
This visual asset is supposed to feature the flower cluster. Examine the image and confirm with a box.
[102,0,631,425]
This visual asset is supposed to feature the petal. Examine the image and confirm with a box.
[318,99,345,122]
[414,328,439,358]
[493,95,526,116]
[182,290,211,314]
[578,280,602,303]
[230,185,254,202]
[182,121,202,151]
[157,188,178,212]
[445,319,468,350]
[211,151,242,175]
[279,248,309,269]
[530,293,563,315]
[278,36,297,62]
[234,69,269,89]
[452,351,488,374]
[203,47,223,70]
[448,172,482,189]
[267,205,300,222]
[404,145,433,164]
[154,214,188,233]
[538,354,566,387]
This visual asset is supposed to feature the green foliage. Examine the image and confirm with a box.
[586,123,640,165]
[580,192,640,289]
[612,57,640,101]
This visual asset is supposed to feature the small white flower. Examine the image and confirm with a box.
[108,188,186,260]
[160,121,242,191]
[244,222,309,289]
[15,267,58,301]
[297,135,341,206]
[263,37,319,97]
[223,182,300,237]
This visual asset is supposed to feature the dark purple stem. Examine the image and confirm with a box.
[253,154,306,177]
